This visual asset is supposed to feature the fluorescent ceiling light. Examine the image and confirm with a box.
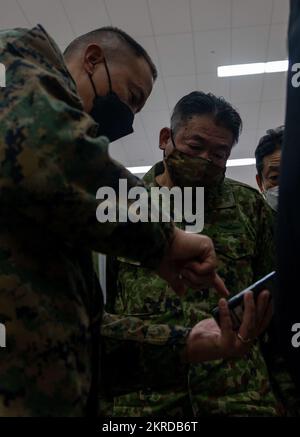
[218,60,288,77]
[127,159,255,174]
[127,166,151,174]
[226,158,256,167]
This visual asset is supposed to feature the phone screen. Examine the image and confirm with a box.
[212,271,276,330]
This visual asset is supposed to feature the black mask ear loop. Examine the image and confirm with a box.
[103,57,112,93]
[170,130,177,150]
[88,57,113,98]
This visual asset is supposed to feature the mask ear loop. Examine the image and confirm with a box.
[170,130,177,150]
[88,72,98,98]
[103,57,113,93]
[88,57,113,97]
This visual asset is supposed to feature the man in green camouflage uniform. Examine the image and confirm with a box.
[0,26,230,416]
[105,92,280,416]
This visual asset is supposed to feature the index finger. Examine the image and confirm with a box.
[212,273,230,298]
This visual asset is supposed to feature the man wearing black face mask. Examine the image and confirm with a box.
[0,26,228,417]
[87,57,134,142]
[63,28,148,142]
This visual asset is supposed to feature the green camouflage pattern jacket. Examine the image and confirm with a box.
[104,161,280,417]
[0,26,182,416]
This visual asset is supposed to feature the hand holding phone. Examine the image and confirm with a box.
[212,271,276,330]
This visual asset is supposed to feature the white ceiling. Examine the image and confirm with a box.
[0,0,289,187]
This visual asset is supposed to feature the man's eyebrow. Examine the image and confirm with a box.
[187,134,231,147]
[185,134,205,143]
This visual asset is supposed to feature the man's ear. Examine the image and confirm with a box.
[256,174,263,192]
[84,44,105,75]
[159,127,171,151]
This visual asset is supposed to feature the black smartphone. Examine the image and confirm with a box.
[211,271,276,330]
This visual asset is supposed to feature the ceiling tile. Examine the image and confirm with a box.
[132,114,147,138]
[191,0,231,32]
[135,35,160,71]
[256,128,269,144]
[267,23,288,61]
[261,72,287,101]
[230,129,257,159]
[232,26,269,64]
[122,137,155,165]
[153,147,164,163]
[197,73,231,100]
[19,0,75,49]
[258,99,286,131]
[148,0,191,35]
[234,101,260,130]
[108,139,131,166]
[232,0,273,27]
[272,0,290,24]
[141,110,171,147]
[62,0,110,37]
[105,0,152,36]
[156,33,195,76]
[194,29,231,74]
[226,165,257,188]
[164,75,197,109]
[0,0,30,28]
[143,77,169,111]
[230,75,264,103]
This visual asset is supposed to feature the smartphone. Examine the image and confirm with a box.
[211,271,276,330]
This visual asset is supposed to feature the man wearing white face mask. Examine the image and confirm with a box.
[255,126,300,415]
[255,127,283,213]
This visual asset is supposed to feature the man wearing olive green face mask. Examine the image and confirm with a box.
[105,92,279,417]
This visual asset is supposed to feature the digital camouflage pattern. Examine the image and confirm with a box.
[0,25,180,416]
[100,312,191,416]
[104,161,281,416]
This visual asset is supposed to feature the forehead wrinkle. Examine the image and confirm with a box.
[264,155,281,168]
[183,130,232,149]
[183,116,233,144]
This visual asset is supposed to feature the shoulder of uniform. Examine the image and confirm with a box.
[143,162,163,186]
[225,177,261,196]
[224,177,271,214]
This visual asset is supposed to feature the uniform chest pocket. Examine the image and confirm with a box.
[211,231,257,300]
[213,231,256,261]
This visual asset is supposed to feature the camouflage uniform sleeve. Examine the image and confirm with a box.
[0,28,174,269]
[100,312,190,396]
[252,195,276,278]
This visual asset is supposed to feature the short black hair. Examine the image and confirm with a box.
[63,26,157,81]
[255,126,284,177]
[170,91,242,144]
